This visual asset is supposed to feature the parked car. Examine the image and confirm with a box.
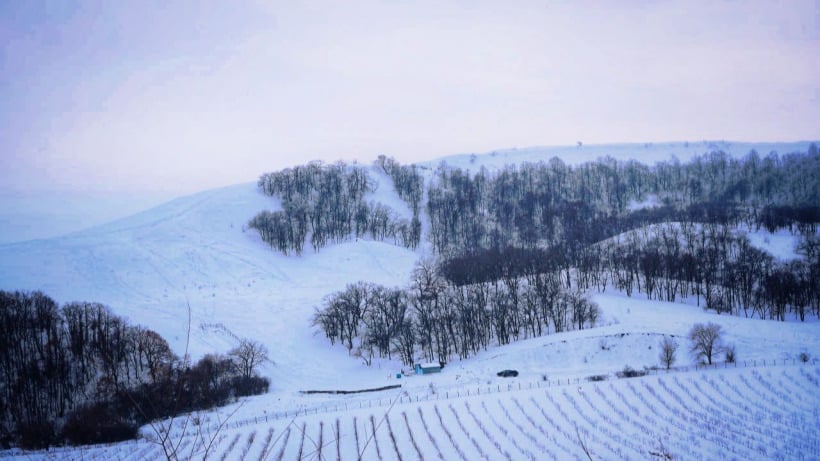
[497,369,519,377]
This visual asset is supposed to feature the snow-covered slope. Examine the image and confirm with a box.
[0,179,420,393]
[1,141,817,391]
[423,140,815,171]
[1,141,819,459]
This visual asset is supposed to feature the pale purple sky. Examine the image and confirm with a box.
[1,0,818,197]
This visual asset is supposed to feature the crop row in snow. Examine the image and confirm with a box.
[7,364,819,461]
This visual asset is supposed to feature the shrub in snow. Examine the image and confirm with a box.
[616,366,647,379]
[724,344,736,363]
[61,403,138,446]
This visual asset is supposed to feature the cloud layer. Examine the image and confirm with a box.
[1,0,818,195]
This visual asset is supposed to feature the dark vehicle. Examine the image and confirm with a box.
[497,369,518,377]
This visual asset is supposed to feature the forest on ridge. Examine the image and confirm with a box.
[264,146,820,365]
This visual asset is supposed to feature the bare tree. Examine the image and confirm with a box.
[659,336,678,370]
[229,338,269,379]
[133,327,176,383]
[688,322,723,365]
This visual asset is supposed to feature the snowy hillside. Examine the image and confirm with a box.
[1,140,817,388]
[0,178,420,393]
[422,140,815,171]
[1,141,813,371]
[1,141,819,459]
[3,284,819,460]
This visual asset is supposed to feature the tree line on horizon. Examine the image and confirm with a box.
[425,147,818,255]
[250,145,818,261]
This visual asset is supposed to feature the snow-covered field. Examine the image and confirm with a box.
[8,362,819,460]
[1,141,818,460]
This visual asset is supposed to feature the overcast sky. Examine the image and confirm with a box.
[1,0,818,199]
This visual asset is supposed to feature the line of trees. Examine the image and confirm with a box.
[596,223,819,321]
[0,291,269,449]
[314,230,815,371]
[313,222,816,368]
[425,148,819,255]
[422,148,819,322]
[251,161,420,254]
[313,260,599,367]
[250,148,817,262]
[431,226,818,323]
[309,147,818,367]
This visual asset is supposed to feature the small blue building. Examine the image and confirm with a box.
[414,362,442,375]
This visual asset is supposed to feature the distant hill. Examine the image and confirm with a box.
[1,140,817,391]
